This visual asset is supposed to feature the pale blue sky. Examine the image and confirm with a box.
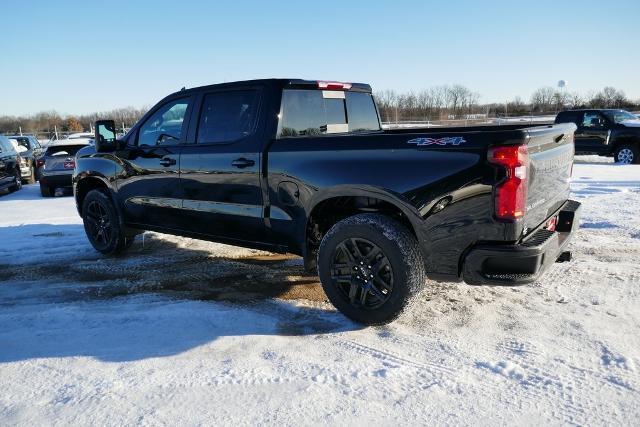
[1,0,638,115]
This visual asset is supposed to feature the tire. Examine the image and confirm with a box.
[614,144,639,165]
[24,165,36,184]
[317,213,426,325]
[82,189,131,255]
[40,184,54,197]
[8,170,22,192]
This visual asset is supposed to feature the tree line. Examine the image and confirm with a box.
[0,106,148,137]
[376,86,639,123]
[1,86,638,135]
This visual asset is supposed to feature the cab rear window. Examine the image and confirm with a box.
[279,90,380,137]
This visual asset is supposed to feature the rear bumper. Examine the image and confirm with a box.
[39,172,73,188]
[461,200,581,285]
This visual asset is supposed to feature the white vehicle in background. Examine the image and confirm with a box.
[41,132,95,148]
[67,132,95,142]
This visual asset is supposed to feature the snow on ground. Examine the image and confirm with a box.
[0,157,639,426]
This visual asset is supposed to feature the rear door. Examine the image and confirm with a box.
[116,96,194,229]
[575,111,610,153]
[178,87,265,242]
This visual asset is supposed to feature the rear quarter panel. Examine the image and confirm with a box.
[266,133,507,277]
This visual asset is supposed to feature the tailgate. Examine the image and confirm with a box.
[523,124,576,232]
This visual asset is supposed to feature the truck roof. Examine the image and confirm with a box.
[559,109,627,113]
[169,78,372,98]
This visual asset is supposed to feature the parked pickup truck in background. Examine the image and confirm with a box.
[555,109,640,164]
[73,79,581,324]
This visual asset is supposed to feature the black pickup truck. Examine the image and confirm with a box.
[555,109,640,164]
[74,79,581,324]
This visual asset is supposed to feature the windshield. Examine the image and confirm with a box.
[603,110,638,124]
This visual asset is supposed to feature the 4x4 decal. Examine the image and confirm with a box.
[407,136,466,146]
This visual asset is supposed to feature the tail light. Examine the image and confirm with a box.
[36,158,45,168]
[488,144,529,221]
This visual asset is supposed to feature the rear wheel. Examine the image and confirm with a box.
[614,145,638,164]
[317,213,426,325]
[40,184,54,197]
[82,189,132,255]
[8,170,22,192]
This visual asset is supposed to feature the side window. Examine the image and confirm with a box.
[196,90,259,144]
[582,112,605,128]
[280,90,326,137]
[138,98,190,146]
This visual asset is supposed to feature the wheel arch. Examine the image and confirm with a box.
[303,186,423,271]
[74,173,114,216]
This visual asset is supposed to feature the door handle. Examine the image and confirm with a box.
[159,157,177,167]
[231,158,255,168]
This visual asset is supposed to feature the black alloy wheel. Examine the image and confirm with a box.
[81,189,134,255]
[330,237,394,310]
[84,199,114,251]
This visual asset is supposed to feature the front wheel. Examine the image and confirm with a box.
[614,145,639,164]
[82,189,132,255]
[317,213,426,325]
[8,170,22,192]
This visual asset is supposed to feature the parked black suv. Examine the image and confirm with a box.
[0,135,23,193]
[74,79,581,324]
[555,109,640,164]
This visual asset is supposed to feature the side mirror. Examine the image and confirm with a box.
[95,120,118,152]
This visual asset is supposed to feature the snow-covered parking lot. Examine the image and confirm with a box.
[0,156,639,425]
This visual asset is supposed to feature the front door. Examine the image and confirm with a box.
[178,88,266,243]
[575,111,610,153]
[0,139,11,185]
[116,96,194,230]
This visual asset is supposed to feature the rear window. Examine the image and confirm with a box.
[279,90,380,137]
[45,145,86,157]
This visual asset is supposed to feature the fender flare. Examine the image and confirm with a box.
[74,172,119,217]
[303,184,424,255]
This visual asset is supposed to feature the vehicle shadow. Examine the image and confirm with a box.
[0,223,360,363]
[0,183,72,200]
